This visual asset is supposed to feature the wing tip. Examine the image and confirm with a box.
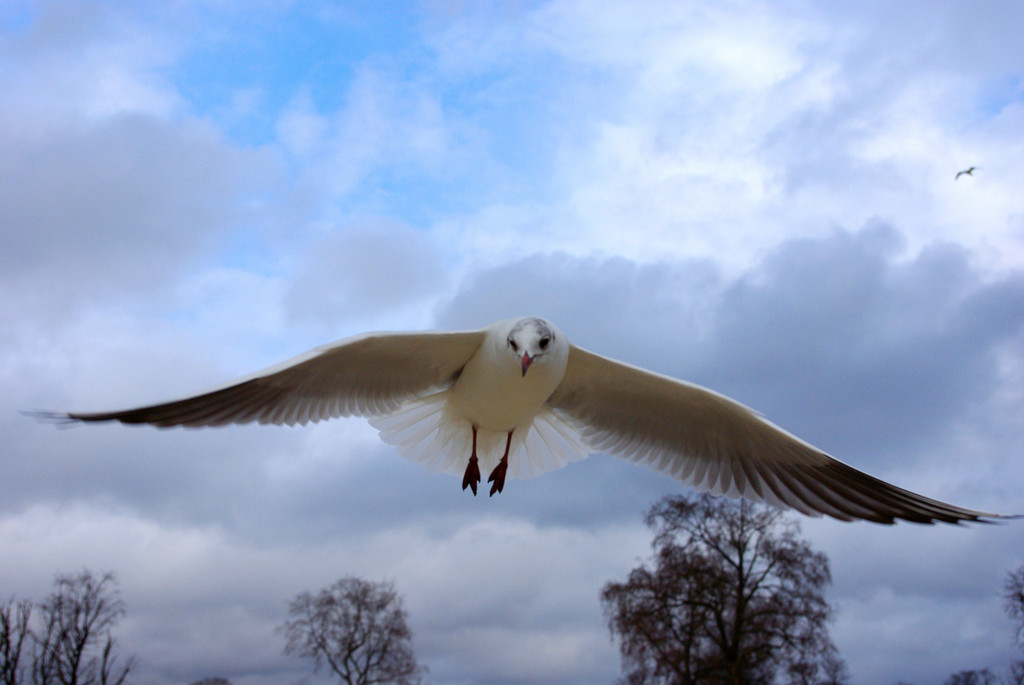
[22,409,81,427]
[966,511,1023,526]
[825,507,1019,527]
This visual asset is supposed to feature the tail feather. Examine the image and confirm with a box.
[369,395,590,480]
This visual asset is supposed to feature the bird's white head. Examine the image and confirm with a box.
[504,317,564,377]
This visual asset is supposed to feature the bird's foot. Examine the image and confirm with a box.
[487,457,508,497]
[462,455,481,496]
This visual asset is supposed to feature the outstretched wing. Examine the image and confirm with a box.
[51,330,487,428]
[548,344,1006,524]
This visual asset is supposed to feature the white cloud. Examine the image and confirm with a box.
[275,89,329,157]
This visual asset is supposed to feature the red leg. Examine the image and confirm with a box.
[487,431,514,497]
[462,425,481,495]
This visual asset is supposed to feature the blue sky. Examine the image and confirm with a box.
[2,1,1024,684]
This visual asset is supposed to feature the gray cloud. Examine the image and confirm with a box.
[0,115,270,315]
[284,220,450,327]
[708,224,1024,463]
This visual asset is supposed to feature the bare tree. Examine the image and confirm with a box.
[1,599,32,685]
[1006,565,1024,648]
[1005,563,1024,684]
[280,576,423,685]
[1,570,134,685]
[945,669,1001,685]
[601,493,846,685]
[32,569,135,685]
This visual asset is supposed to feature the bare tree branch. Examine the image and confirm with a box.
[1,598,32,685]
[1006,565,1024,649]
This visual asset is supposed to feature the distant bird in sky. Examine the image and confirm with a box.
[955,166,978,180]
[39,317,1013,525]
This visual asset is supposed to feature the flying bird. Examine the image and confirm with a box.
[955,166,977,180]
[40,317,1011,525]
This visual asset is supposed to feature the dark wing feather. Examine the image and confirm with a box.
[548,344,1008,524]
[55,330,486,428]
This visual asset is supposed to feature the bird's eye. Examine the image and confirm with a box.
[509,339,519,352]
[539,336,550,350]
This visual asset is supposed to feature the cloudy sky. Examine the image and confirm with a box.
[3,1,1024,683]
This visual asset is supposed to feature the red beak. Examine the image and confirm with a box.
[521,353,534,377]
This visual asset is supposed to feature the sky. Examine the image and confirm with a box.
[2,1,1024,683]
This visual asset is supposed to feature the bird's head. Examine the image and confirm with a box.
[505,317,561,377]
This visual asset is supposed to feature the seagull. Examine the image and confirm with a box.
[955,166,977,180]
[39,317,1011,524]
